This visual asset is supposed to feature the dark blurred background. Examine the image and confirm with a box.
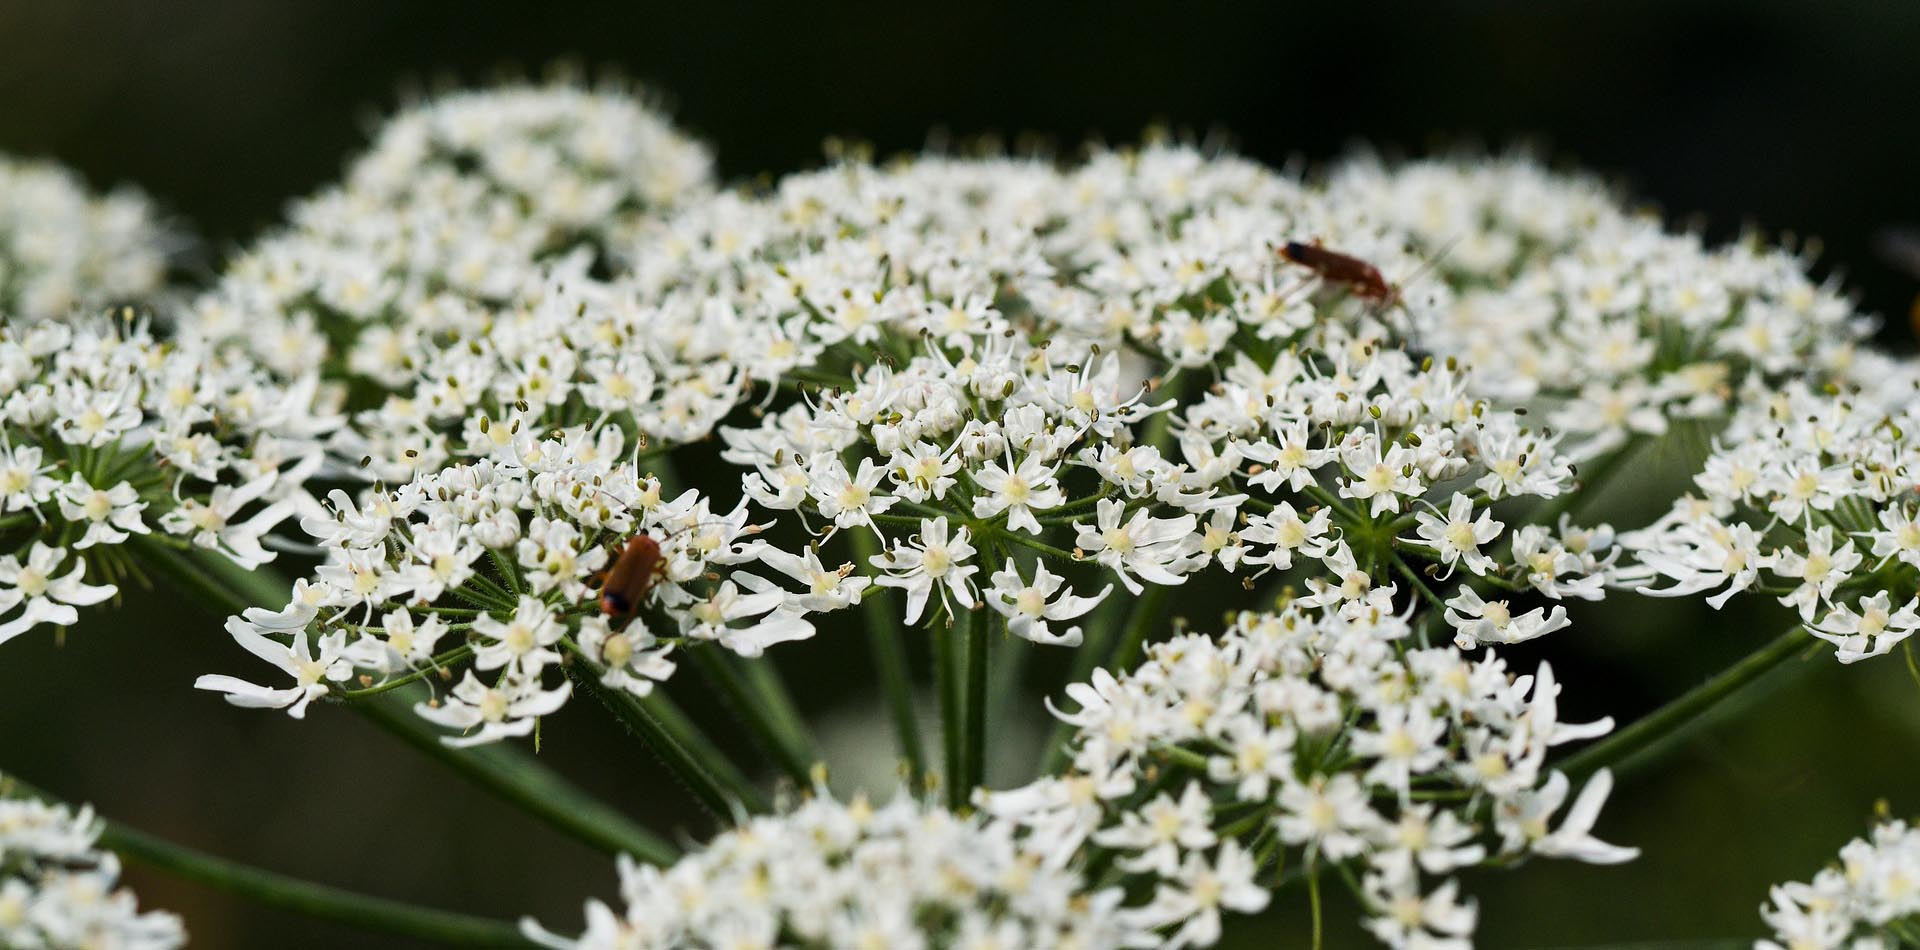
[2,2,1918,947]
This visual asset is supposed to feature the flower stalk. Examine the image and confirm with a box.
[4,775,534,948]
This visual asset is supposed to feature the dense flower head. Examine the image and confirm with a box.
[1621,376,1920,663]
[1326,156,1872,457]
[984,603,1635,949]
[197,144,1657,742]
[0,318,337,647]
[522,789,1134,950]
[158,114,1915,947]
[192,427,819,738]
[0,156,174,322]
[181,80,714,381]
[0,788,185,949]
[1759,814,1920,950]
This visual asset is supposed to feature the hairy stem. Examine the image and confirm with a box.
[3,775,532,948]
[356,689,676,865]
[563,658,765,816]
[848,530,927,787]
[935,607,970,810]
[138,540,676,860]
[964,602,990,797]
[686,648,816,786]
[1526,436,1643,529]
[1558,624,1816,781]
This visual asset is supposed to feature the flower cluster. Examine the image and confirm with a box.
[181,80,713,382]
[0,318,336,647]
[1759,814,1920,950]
[194,430,839,744]
[523,790,1134,949]
[0,156,174,322]
[1327,156,1870,456]
[0,789,185,949]
[1621,377,1920,663]
[198,143,1650,745]
[985,603,1636,949]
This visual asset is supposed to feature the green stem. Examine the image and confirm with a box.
[562,659,763,817]
[995,530,1080,563]
[355,689,676,865]
[1528,436,1643,529]
[1308,856,1324,950]
[1558,625,1815,782]
[636,688,762,808]
[736,656,820,773]
[3,775,532,948]
[139,541,675,860]
[963,604,989,797]
[935,608,970,810]
[848,530,926,787]
[686,648,816,785]
[1106,584,1171,674]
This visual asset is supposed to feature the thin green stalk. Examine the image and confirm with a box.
[1558,625,1816,782]
[356,689,676,865]
[935,608,970,810]
[1528,436,1644,529]
[1105,583,1171,674]
[735,655,820,774]
[332,646,476,701]
[137,540,676,861]
[563,660,762,817]
[848,530,926,786]
[686,648,815,785]
[984,635,1031,773]
[963,603,990,797]
[3,776,531,948]
[636,689,762,808]
[996,530,1080,563]
[1308,857,1324,950]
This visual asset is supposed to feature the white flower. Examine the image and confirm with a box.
[1443,587,1570,648]
[1093,782,1217,876]
[868,516,978,625]
[754,546,871,613]
[1074,498,1200,595]
[0,155,172,321]
[1123,839,1269,950]
[808,455,897,530]
[0,542,115,646]
[413,670,572,747]
[984,559,1109,647]
[682,579,814,657]
[524,793,1135,949]
[157,474,294,570]
[0,793,184,949]
[472,596,566,675]
[576,614,676,698]
[53,475,149,549]
[1772,526,1862,621]
[1758,817,1920,949]
[1361,863,1477,950]
[1406,493,1503,577]
[971,453,1066,535]
[1808,591,1920,664]
[1494,769,1639,864]
[193,621,352,718]
[0,442,56,513]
